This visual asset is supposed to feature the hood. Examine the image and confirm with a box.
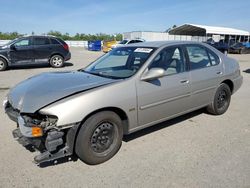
[8,71,118,113]
[0,45,9,51]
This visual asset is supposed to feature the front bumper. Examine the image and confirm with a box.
[4,101,80,164]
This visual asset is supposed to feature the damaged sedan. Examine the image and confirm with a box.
[3,41,243,165]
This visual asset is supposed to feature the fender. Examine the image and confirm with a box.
[0,54,10,65]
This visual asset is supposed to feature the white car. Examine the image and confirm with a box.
[111,39,144,49]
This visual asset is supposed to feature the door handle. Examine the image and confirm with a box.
[216,71,223,75]
[180,79,189,84]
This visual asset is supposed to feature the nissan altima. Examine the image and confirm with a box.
[3,41,243,165]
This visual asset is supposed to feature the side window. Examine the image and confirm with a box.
[208,51,220,66]
[186,45,211,70]
[14,39,30,47]
[50,38,60,45]
[128,40,136,44]
[33,37,50,45]
[149,46,185,75]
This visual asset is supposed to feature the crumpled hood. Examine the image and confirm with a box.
[8,71,118,113]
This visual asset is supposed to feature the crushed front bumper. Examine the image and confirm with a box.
[12,123,80,164]
[4,101,80,164]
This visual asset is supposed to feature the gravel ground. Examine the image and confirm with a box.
[0,48,249,188]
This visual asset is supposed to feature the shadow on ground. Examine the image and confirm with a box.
[6,62,73,70]
[38,108,205,168]
[123,108,205,142]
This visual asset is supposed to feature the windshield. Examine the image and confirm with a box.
[83,47,155,79]
[119,40,128,44]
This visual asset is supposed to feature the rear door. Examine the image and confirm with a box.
[185,44,223,108]
[8,37,33,64]
[32,36,52,63]
[136,46,191,127]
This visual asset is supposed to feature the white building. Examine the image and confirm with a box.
[123,24,250,42]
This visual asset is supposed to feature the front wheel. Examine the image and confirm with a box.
[0,58,7,71]
[50,55,64,68]
[206,83,231,115]
[75,111,123,165]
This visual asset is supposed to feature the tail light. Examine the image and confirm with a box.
[63,43,69,51]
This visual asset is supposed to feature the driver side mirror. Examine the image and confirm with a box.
[141,68,165,81]
[10,44,16,51]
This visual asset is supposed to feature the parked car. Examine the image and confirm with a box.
[229,42,250,54]
[111,39,144,49]
[206,39,236,55]
[103,40,117,53]
[4,41,242,165]
[0,35,71,71]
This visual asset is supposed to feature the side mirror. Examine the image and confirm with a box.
[10,44,16,51]
[141,68,165,81]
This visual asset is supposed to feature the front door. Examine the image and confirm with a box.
[8,37,33,65]
[136,46,191,128]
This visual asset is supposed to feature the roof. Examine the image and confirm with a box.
[169,24,250,36]
[126,40,202,48]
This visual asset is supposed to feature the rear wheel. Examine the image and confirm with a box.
[207,83,231,115]
[0,58,7,71]
[50,55,64,68]
[75,111,123,165]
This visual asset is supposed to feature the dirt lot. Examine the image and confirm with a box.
[0,48,249,188]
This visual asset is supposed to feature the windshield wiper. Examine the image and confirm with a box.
[83,70,125,80]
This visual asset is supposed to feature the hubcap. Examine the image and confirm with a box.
[90,122,114,153]
[217,90,227,109]
[52,57,62,66]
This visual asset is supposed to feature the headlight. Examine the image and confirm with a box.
[22,114,58,128]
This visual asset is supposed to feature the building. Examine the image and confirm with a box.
[169,23,250,43]
[123,23,250,43]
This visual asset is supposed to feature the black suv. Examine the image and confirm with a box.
[0,35,71,71]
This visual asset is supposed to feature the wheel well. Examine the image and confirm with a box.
[0,56,9,65]
[80,107,129,135]
[221,79,234,93]
[50,53,64,60]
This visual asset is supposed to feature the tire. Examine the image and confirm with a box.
[0,58,7,71]
[49,55,64,68]
[75,111,123,165]
[206,83,231,115]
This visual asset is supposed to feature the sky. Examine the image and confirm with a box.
[0,0,250,35]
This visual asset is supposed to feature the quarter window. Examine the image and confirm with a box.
[208,51,220,66]
[33,37,50,45]
[50,38,60,45]
[186,45,211,70]
[149,46,185,75]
